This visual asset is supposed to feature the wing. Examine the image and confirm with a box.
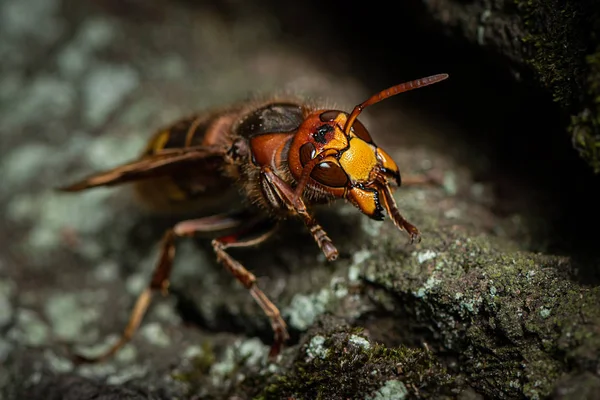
[57,145,228,192]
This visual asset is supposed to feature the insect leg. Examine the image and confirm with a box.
[73,211,249,364]
[380,184,421,243]
[260,167,338,261]
[211,220,289,358]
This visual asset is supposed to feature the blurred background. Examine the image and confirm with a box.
[1,0,599,399]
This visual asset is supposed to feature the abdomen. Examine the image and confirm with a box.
[133,108,244,215]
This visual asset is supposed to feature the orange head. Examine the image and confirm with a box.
[287,74,449,236]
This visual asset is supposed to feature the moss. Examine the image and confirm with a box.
[570,48,600,173]
[245,320,455,400]
[360,219,600,399]
[170,341,216,392]
[515,0,600,172]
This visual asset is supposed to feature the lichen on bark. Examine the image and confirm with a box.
[360,218,600,399]
[242,317,456,400]
[516,0,600,173]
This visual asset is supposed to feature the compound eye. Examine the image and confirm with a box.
[310,161,348,187]
[350,119,373,143]
[319,110,341,122]
[299,142,316,167]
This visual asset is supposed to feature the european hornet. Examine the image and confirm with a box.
[59,73,449,362]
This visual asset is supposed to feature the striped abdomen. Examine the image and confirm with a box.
[133,108,243,214]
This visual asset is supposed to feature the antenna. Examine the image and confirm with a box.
[343,73,449,134]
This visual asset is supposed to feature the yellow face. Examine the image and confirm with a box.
[289,110,401,220]
[339,135,377,182]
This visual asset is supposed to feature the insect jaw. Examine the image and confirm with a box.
[375,147,402,187]
[345,169,420,242]
[345,181,385,220]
